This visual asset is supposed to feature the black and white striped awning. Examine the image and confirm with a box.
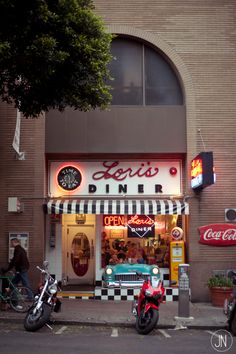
[46,199,189,215]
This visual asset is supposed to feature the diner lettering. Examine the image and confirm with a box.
[92,161,159,181]
[128,215,155,226]
[88,184,163,194]
[130,227,152,233]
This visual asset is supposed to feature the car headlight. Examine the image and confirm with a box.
[152,267,159,275]
[106,267,113,275]
[48,284,58,294]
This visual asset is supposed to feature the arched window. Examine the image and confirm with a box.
[109,37,183,106]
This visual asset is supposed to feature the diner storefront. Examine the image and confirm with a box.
[43,160,189,299]
[44,27,188,298]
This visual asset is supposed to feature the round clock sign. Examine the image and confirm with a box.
[57,166,82,191]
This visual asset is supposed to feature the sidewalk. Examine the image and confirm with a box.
[0,299,228,330]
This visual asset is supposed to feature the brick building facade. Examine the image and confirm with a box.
[0,1,236,301]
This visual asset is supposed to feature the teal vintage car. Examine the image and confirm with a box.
[102,262,160,288]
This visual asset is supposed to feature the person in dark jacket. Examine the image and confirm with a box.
[2,238,31,290]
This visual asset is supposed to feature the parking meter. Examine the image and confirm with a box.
[178,264,190,318]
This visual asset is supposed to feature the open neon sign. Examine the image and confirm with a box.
[103,214,156,228]
[103,215,125,227]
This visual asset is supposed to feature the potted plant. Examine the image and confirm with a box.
[207,274,234,307]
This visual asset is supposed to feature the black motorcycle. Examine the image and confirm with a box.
[224,270,236,336]
[24,261,61,332]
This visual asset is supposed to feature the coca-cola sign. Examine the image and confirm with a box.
[198,224,236,246]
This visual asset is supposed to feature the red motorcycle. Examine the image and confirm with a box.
[132,271,165,334]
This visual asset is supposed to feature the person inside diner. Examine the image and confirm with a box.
[125,242,146,264]
[101,231,111,266]
[117,239,127,261]
[126,242,137,262]
[136,243,146,264]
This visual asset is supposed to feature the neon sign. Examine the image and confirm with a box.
[127,215,155,226]
[127,214,155,238]
[103,214,157,237]
[92,161,159,181]
[103,215,125,227]
[103,214,156,228]
[191,152,215,190]
[50,160,181,197]
[57,165,82,191]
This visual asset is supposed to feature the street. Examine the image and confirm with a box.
[0,323,235,354]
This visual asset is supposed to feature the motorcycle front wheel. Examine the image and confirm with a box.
[135,308,159,335]
[24,303,51,332]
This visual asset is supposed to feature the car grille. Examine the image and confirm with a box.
[114,274,149,282]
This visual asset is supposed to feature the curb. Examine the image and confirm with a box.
[0,316,227,330]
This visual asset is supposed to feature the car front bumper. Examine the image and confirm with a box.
[103,280,145,288]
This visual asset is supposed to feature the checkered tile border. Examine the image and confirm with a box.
[94,287,179,301]
[160,268,170,287]
[58,295,95,300]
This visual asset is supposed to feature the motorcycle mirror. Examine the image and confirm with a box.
[43,260,49,268]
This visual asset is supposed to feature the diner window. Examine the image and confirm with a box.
[101,214,182,268]
[109,38,183,106]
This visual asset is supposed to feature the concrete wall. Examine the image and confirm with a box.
[46,106,186,154]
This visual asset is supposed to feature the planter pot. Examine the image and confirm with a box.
[209,287,233,307]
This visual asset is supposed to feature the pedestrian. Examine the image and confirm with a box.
[2,238,31,291]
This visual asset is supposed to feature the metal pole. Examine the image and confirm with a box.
[178,264,190,318]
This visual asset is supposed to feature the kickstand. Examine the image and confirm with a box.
[46,323,53,330]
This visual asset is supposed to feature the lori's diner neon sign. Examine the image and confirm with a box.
[49,160,182,197]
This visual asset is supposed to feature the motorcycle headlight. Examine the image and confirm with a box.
[151,277,160,288]
[152,267,159,275]
[48,283,58,294]
[145,289,152,297]
[106,267,113,275]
